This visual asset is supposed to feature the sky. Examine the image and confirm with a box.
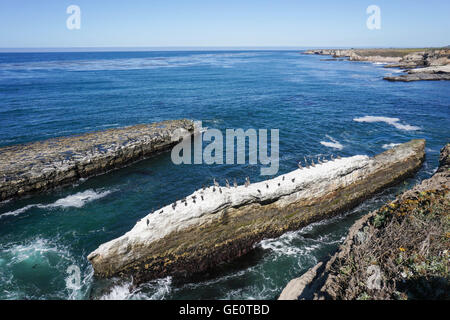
[0,0,449,49]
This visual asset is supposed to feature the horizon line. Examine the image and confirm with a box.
[0,45,447,53]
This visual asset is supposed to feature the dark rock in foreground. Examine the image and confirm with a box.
[0,119,194,201]
[279,143,449,300]
[88,140,425,284]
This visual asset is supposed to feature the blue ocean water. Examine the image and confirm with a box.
[0,51,449,299]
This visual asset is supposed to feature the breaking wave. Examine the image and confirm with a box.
[320,135,344,150]
[354,116,420,131]
[0,189,113,219]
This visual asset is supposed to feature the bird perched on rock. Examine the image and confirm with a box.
[330,155,334,160]
[225,179,230,188]
[297,162,303,169]
[233,178,237,188]
[213,187,216,192]
[266,183,269,189]
[172,203,176,210]
[245,177,250,187]
[278,182,281,186]
[219,188,222,194]
[257,189,261,194]
[201,195,204,201]
[292,178,295,183]
[317,157,322,164]
[213,178,219,187]
[337,155,341,159]
[160,210,163,214]
[311,159,315,167]
[282,176,285,181]
[202,185,206,191]
[146,219,149,227]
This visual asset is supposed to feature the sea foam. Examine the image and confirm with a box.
[320,135,344,150]
[354,116,420,131]
[0,189,112,219]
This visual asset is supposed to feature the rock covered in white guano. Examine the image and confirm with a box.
[88,139,425,283]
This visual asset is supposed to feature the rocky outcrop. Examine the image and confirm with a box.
[279,143,449,300]
[88,140,425,284]
[384,65,450,82]
[0,119,195,201]
[304,48,450,82]
[303,49,402,63]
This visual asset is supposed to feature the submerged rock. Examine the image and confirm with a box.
[0,119,195,201]
[88,140,425,284]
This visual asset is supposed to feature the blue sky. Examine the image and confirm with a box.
[0,0,449,49]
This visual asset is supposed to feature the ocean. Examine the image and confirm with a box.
[0,50,449,299]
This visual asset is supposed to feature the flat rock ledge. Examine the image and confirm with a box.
[0,119,194,201]
[279,142,449,300]
[88,139,425,284]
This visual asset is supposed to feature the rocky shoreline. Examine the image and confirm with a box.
[88,140,425,284]
[303,48,450,82]
[279,143,449,300]
[0,119,195,201]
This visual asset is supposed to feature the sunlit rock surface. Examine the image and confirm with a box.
[88,139,425,284]
[0,119,194,201]
[279,142,448,300]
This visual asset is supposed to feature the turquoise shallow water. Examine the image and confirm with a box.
[0,51,449,299]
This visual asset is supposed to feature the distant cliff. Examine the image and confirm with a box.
[280,143,449,300]
[303,48,450,82]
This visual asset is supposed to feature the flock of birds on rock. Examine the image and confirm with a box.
[146,154,342,227]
